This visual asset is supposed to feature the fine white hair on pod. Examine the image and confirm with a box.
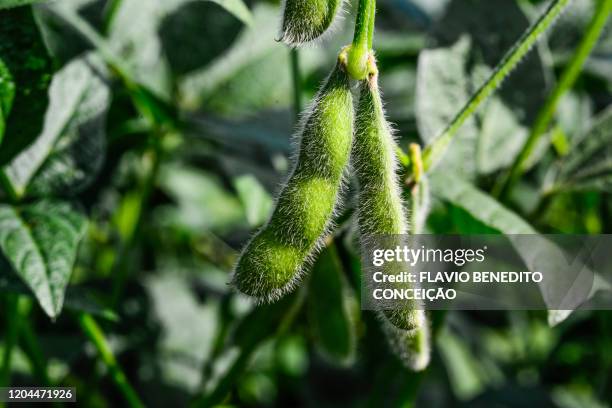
[278,0,348,47]
[352,54,425,332]
[232,57,354,303]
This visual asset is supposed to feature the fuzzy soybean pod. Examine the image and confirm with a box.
[279,0,343,46]
[233,59,353,302]
[353,59,425,332]
[382,317,431,371]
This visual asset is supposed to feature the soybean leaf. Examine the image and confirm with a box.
[233,174,273,228]
[0,0,48,9]
[307,245,357,366]
[0,6,52,164]
[0,200,87,319]
[102,0,173,100]
[179,4,325,117]
[2,53,110,198]
[554,108,612,193]
[416,37,479,176]
[429,172,535,234]
[0,264,118,321]
[207,0,252,26]
[156,163,246,234]
[145,272,218,392]
[429,172,598,326]
[99,0,251,99]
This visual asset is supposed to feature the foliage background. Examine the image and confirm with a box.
[0,0,612,406]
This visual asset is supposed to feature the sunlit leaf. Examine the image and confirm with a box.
[0,200,87,318]
[429,172,597,326]
[2,53,110,198]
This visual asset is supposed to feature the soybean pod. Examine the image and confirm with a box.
[233,57,354,302]
[353,55,425,331]
[279,0,343,46]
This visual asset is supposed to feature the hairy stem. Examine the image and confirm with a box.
[421,0,572,172]
[495,0,612,199]
[77,313,145,408]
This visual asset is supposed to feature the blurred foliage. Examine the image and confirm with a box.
[0,0,611,407]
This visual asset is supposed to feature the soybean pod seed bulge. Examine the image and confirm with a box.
[233,57,354,302]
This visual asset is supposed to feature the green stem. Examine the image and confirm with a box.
[367,0,376,50]
[0,295,20,389]
[290,48,302,120]
[347,0,375,79]
[77,313,145,408]
[495,0,612,199]
[102,0,123,33]
[421,0,572,172]
[20,317,52,386]
[110,140,162,305]
[50,5,132,85]
[0,170,18,202]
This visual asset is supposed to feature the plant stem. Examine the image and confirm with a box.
[421,0,572,172]
[20,317,52,386]
[352,0,371,52]
[77,313,145,408]
[0,170,18,202]
[367,0,376,49]
[347,0,375,79]
[495,0,612,199]
[290,48,302,120]
[110,140,162,305]
[0,295,20,389]
[102,0,123,34]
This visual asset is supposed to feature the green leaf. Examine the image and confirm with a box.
[307,245,356,366]
[555,107,612,192]
[145,272,219,392]
[2,53,110,198]
[156,164,246,233]
[179,4,324,116]
[207,0,252,26]
[0,0,48,9]
[0,6,53,164]
[233,174,273,228]
[0,266,118,321]
[416,37,479,176]
[0,200,87,318]
[100,0,251,99]
[429,171,535,234]
[429,172,597,326]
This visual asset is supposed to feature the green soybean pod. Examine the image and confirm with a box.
[382,317,431,371]
[353,56,425,331]
[279,0,343,46]
[233,57,354,302]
